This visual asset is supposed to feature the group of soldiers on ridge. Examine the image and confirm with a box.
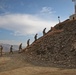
[0,28,46,56]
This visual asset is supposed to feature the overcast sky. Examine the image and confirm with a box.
[0,0,74,46]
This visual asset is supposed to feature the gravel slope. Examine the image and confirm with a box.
[0,52,76,75]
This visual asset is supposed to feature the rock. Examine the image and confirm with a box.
[24,19,76,68]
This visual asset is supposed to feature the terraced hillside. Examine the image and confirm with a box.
[24,19,76,68]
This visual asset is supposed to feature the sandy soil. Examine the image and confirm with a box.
[0,52,76,75]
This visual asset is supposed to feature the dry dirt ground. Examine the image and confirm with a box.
[0,52,76,75]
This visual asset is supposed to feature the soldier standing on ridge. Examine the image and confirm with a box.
[58,16,60,23]
[43,28,46,36]
[19,43,22,52]
[27,39,30,47]
[0,45,3,56]
[9,45,13,54]
[34,33,38,41]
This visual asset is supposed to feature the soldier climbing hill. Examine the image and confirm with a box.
[19,43,22,53]
[27,39,30,47]
[43,28,46,36]
[34,34,38,41]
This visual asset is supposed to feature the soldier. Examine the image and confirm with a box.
[58,16,60,23]
[19,43,22,52]
[34,34,38,41]
[0,45,3,56]
[73,16,75,20]
[43,28,46,36]
[27,39,30,47]
[9,45,13,54]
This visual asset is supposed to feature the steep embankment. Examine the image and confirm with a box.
[24,19,76,68]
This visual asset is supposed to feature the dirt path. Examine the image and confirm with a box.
[0,52,76,75]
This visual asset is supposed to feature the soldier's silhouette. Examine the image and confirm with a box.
[9,45,13,54]
[34,34,38,41]
[73,16,75,20]
[0,45,3,56]
[43,28,46,36]
[58,16,60,23]
[19,43,22,52]
[27,39,30,47]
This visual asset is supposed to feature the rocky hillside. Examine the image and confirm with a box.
[24,19,76,68]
